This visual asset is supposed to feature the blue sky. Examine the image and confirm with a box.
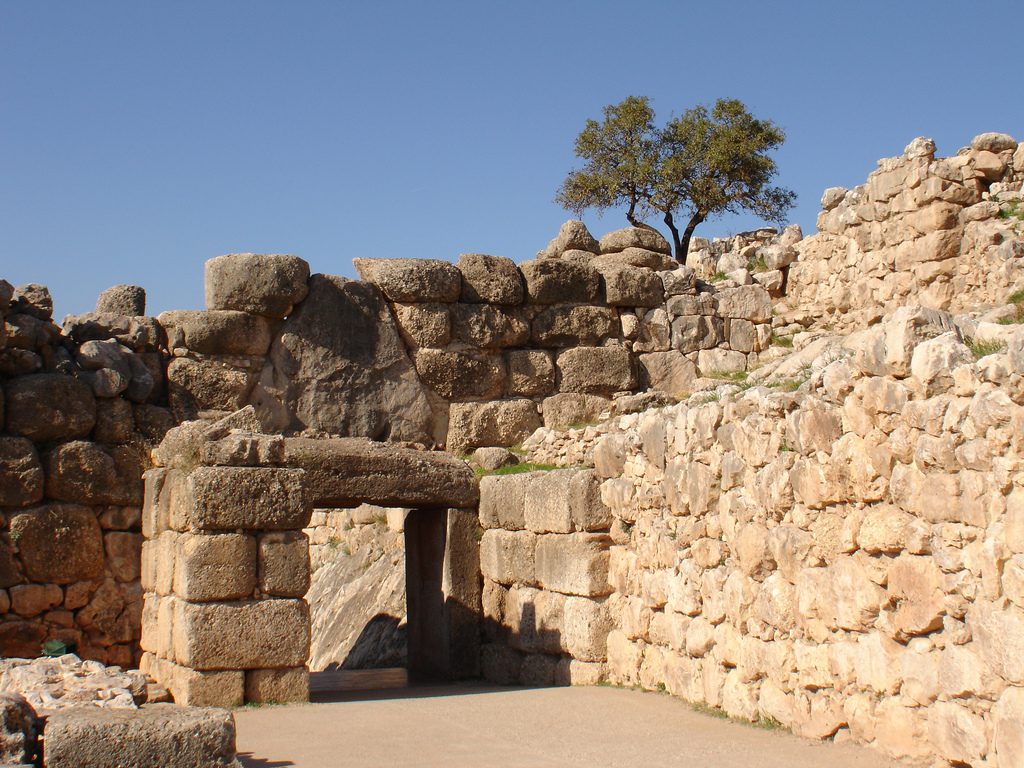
[2,1,1022,320]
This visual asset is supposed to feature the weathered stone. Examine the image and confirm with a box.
[910,332,973,395]
[157,310,276,355]
[170,466,309,532]
[447,400,540,454]
[4,374,96,442]
[173,599,309,670]
[966,601,1024,684]
[505,349,555,397]
[857,505,913,554]
[173,533,256,601]
[671,315,725,353]
[145,657,244,708]
[713,285,772,322]
[93,396,136,444]
[598,265,665,307]
[599,227,671,255]
[538,220,600,257]
[638,351,698,396]
[993,686,1024,768]
[883,305,960,377]
[250,275,435,443]
[44,703,240,768]
[449,304,530,348]
[472,447,518,472]
[244,667,309,704]
[105,531,143,582]
[9,583,62,618]
[0,692,38,765]
[258,531,310,598]
[414,348,506,401]
[9,504,104,584]
[519,260,600,304]
[205,253,310,318]
[44,441,143,506]
[535,533,612,596]
[392,303,450,349]
[96,284,146,315]
[569,470,613,532]
[480,529,537,586]
[352,258,461,303]
[282,437,478,508]
[479,473,529,530]
[556,346,636,394]
[0,437,43,507]
[167,357,260,417]
[12,284,52,319]
[457,254,524,304]
[531,305,617,347]
[0,622,47,658]
[887,554,944,636]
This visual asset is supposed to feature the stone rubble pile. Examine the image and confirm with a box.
[0,653,158,712]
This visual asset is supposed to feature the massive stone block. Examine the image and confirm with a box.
[157,310,278,355]
[457,254,524,304]
[392,302,451,349]
[540,393,612,429]
[3,373,96,442]
[413,348,507,401]
[244,667,309,704]
[143,655,244,708]
[519,260,600,304]
[599,227,671,255]
[449,304,530,348]
[173,533,257,602]
[446,400,540,454]
[9,504,104,584]
[167,357,261,417]
[505,349,555,397]
[556,346,637,394]
[531,305,617,347]
[282,437,478,508]
[169,467,310,531]
[44,441,143,506]
[598,265,665,307]
[480,529,538,587]
[173,599,310,670]
[257,531,310,598]
[44,703,240,768]
[479,473,529,530]
[250,274,435,443]
[534,533,612,596]
[205,253,310,318]
[638,351,699,396]
[0,437,43,507]
[523,470,574,534]
[353,258,461,303]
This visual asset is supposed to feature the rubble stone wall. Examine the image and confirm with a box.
[493,308,1024,767]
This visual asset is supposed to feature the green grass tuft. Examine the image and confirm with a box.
[966,336,1007,360]
[475,462,560,477]
[770,331,794,348]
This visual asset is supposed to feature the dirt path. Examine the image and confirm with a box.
[234,683,905,768]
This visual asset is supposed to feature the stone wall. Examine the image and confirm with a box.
[0,280,169,667]
[484,306,1024,767]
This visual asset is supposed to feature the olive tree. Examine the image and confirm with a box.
[555,96,796,261]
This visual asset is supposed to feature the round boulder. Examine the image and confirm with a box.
[10,503,104,584]
[95,285,146,316]
[3,374,96,442]
[205,253,311,318]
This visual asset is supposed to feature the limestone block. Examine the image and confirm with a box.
[637,351,697,397]
[446,399,541,454]
[599,227,671,255]
[170,467,310,532]
[257,531,310,598]
[857,505,912,554]
[938,645,1005,701]
[205,253,310,318]
[414,348,506,401]
[282,437,479,509]
[598,265,664,307]
[167,356,260,416]
[538,220,599,257]
[457,253,524,304]
[554,658,606,686]
[244,666,309,703]
[479,473,529,530]
[561,596,610,662]
[713,285,771,322]
[910,331,973,395]
[93,396,136,444]
[505,349,555,397]
[157,310,277,355]
[503,587,563,655]
[530,305,617,347]
[660,266,696,297]
[541,393,611,429]
[697,348,747,374]
[671,315,724,353]
[145,656,244,707]
[480,644,524,685]
[993,686,1024,768]
[392,302,451,348]
[966,600,1024,684]
[44,441,143,506]
[9,504,103,584]
[929,701,990,766]
[353,257,461,302]
[886,554,944,636]
[449,304,530,349]
[95,283,146,315]
[666,293,716,317]
[9,584,62,618]
[479,529,537,586]
[726,318,756,353]
[173,598,310,670]
[43,702,240,768]
[524,470,574,534]
[568,469,613,532]
[882,305,960,377]
[173,533,256,602]
[0,436,43,507]
[556,346,636,394]
[520,259,600,304]
[105,531,143,582]
[3,373,96,442]
[1004,488,1024,554]
[593,248,674,271]
[534,533,612,597]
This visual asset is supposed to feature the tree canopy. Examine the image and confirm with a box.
[555,96,796,261]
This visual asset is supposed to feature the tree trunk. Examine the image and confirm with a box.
[678,212,707,264]
[663,211,682,261]
[625,197,661,233]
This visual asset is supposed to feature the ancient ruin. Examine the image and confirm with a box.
[0,132,1023,765]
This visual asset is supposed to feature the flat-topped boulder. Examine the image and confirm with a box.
[353,258,461,303]
[283,437,479,508]
[205,253,310,318]
[599,227,671,255]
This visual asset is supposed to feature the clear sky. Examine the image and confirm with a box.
[2,1,1022,320]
